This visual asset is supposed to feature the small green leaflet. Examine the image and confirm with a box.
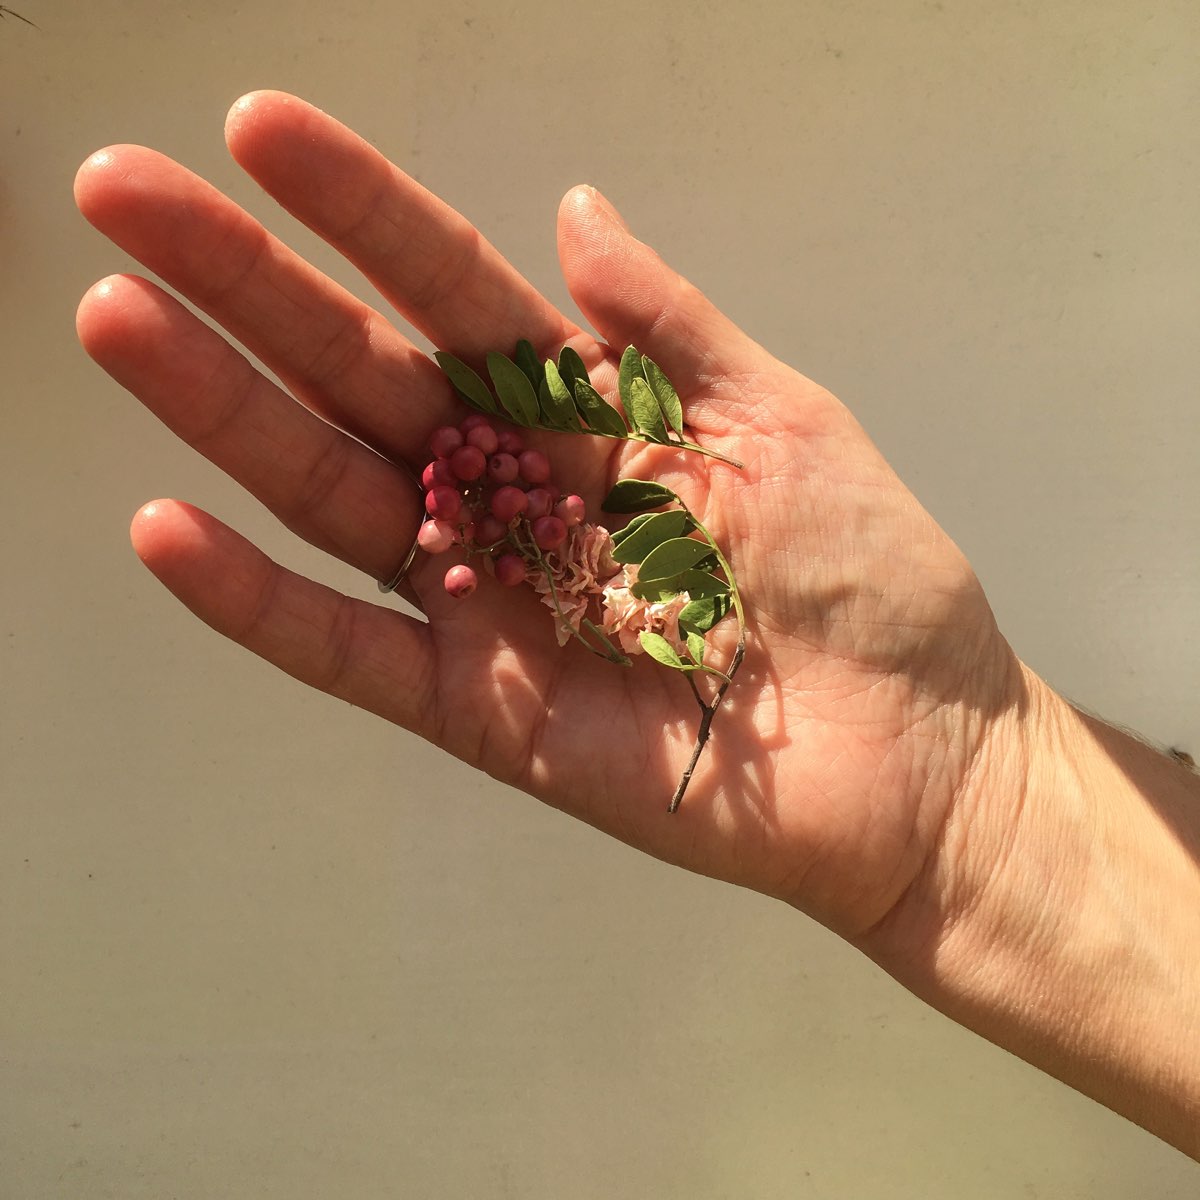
[434,351,499,414]
[487,352,540,426]
[637,536,715,582]
[638,631,685,668]
[610,511,656,549]
[617,345,646,427]
[514,339,544,394]
[573,380,629,438]
[628,376,669,442]
[678,593,731,633]
[557,346,591,394]
[629,570,728,602]
[685,630,707,666]
[539,361,583,430]
[601,479,678,513]
[610,509,691,564]
[642,357,684,435]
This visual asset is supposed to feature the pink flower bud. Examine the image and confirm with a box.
[417,519,456,554]
[493,554,527,587]
[443,564,478,599]
[421,458,456,490]
[517,449,551,485]
[428,425,463,458]
[465,423,500,456]
[487,452,520,485]
[450,444,487,482]
[525,487,556,520]
[532,515,568,551]
[490,485,528,523]
[554,494,586,527]
[426,485,463,521]
[474,514,508,546]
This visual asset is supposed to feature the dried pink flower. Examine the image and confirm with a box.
[600,564,692,656]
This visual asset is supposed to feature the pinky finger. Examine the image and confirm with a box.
[131,499,439,735]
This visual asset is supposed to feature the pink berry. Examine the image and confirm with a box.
[459,413,492,435]
[443,564,478,599]
[474,514,508,546]
[490,485,528,523]
[453,520,476,546]
[417,519,456,554]
[518,449,551,485]
[496,430,525,456]
[487,452,520,485]
[554,494,586,527]
[532,515,567,551]
[426,485,463,521]
[422,458,456,490]
[450,444,487,482]
[465,423,499,456]
[525,487,556,520]
[428,425,463,458]
[494,554,527,587]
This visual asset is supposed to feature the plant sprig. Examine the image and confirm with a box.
[601,479,746,812]
[435,340,744,469]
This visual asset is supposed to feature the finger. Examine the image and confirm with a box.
[74,143,448,467]
[225,90,580,363]
[80,275,424,586]
[130,500,439,734]
[556,185,762,386]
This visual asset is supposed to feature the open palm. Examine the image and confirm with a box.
[76,91,1022,956]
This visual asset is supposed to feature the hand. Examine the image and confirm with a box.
[75,91,1022,955]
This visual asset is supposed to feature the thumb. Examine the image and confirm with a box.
[556,186,760,383]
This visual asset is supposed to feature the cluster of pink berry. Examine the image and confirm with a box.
[417,414,587,598]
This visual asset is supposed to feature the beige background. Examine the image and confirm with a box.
[2,1,1198,1196]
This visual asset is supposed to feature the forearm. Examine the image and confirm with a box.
[897,667,1200,1157]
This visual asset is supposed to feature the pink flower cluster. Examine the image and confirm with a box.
[416,414,692,658]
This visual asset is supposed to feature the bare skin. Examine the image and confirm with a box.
[75,91,1200,1158]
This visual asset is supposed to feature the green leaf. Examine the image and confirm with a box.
[434,351,499,414]
[637,536,714,582]
[628,376,669,442]
[678,594,731,633]
[514,339,544,393]
[685,630,707,666]
[573,380,629,438]
[557,346,591,393]
[638,631,685,669]
[642,356,684,435]
[630,577,684,602]
[601,479,678,513]
[487,352,540,426]
[610,512,656,549]
[673,569,729,599]
[540,361,582,430]
[617,345,646,427]
[610,510,690,564]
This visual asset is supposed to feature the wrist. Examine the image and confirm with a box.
[890,665,1200,1156]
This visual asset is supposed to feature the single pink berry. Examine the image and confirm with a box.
[422,458,456,490]
[532,515,568,551]
[496,430,525,456]
[443,564,478,599]
[417,519,456,554]
[428,425,463,458]
[525,487,556,521]
[450,444,487,482]
[493,554,527,587]
[554,494,586,527]
[490,485,528,523]
[517,448,551,485]
[426,485,463,521]
[453,520,476,546]
[474,514,507,546]
[465,423,500,456]
[459,412,491,432]
[487,452,520,485]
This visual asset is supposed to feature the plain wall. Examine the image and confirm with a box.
[2,1,1198,1196]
